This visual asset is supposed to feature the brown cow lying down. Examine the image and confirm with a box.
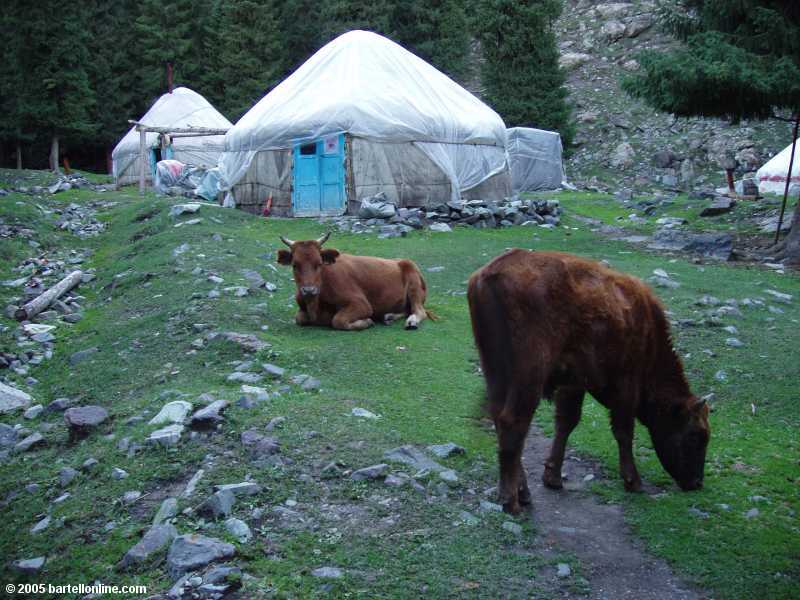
[277,233,430,331]
[468,249,710,514]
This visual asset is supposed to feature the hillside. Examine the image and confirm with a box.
[556,1,794,192]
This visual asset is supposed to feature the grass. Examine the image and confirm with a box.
[0,181,798,598]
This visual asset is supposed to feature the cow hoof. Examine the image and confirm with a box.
[542,468,563,490]
[404,315,419,330]
[502,500,523,515]
[518,486,532,505]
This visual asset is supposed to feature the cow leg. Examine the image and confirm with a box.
[331,302,374,331]
[295,310,311,326]
[383,312,405,325]
[404,273,428,330]
[611,409,642,492]
[494,382,538,515]
[542,386,585,490]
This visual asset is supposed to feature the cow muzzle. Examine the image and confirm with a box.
[300,286,319,297]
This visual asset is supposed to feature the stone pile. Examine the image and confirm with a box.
[54,202,107,238]
[326,193,563,238]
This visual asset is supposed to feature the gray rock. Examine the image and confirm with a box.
[153,498,179,525]
[427,443,465,458]
[261,363,285,379]
[479,500,503,512]
[69,347,98,365]
[30,515,51,534]
[214,482,262,497]
[64,405,109,440]
[648,230,733,260]
[0,381,32,414]
[227,371,263,384]
[429,222,452,233]
[312,566,343,579]
[217,331,270,353]
[384,445,444,472]
[59,467,78,487]
[439,469,459,485]
[502,520,522,535]
[82,457,99,471]
[745,508,759,519]
[167,534,236,578]
[189,400,228,430]
[14,432,44,453]
[557,563,571,578]
[0,423,18,448]
[240,430,280,459]
[148,424,185,447]
[123,490,142,504]
[198,489,236,519]
[45,397,73,413]
[725,338,744,348]
[23,404,44,419]
[301,377,321,391]
[112,467,129,480]
[351,464,389,481]
[13,556,45,573]
[118,524,178,569]
[265,416,285,431]
[351,407,379,419]
[149,401,193,426]
[700,197,735,217]
[224,517,252,542]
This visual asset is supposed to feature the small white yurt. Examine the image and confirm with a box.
[757,140,800,194]
[219,30,511,216]
[112,87,232,186]
[507,127,565,192]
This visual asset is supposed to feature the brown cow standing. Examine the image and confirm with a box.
[468,249,710,514]
[277,233,430,331]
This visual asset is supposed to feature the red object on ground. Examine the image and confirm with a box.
[62,158,71,174]
[263,194,273,217]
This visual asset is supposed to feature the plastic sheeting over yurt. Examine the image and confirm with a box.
[757,140,800,194]
[507,127,565,192]
[219,30,511,216]
[112,87,232,186]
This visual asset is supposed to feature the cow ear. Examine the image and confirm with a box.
[277,249,293,266]
[321,249,339,264]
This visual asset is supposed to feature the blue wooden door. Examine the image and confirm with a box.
[292,135,345,216]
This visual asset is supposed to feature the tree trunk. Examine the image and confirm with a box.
[49,135,60,173]
[16,141,22,170]
[14,270,83,321]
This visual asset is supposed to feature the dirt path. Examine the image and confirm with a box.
[522,425,703,599]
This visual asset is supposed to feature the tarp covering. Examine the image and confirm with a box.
[112,87,232,181]
[219,30,507,201]
[757,140,800,194]
[507,127,565,192]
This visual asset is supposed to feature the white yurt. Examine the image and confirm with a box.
[506,127,565,192]
[757,140,800,194]
[219,30,511,216]
[112,87,232,186]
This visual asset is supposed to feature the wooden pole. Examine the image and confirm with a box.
[775,112,800,244]
[16,141,21,170]
[139,129,147,196]
[15,270,83,321]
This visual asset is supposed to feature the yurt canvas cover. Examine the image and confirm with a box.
[113,87,232,185]
[219,30,510,216]
[507,127,565,192]
[757,140,800,194]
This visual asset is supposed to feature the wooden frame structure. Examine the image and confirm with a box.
[128,119,229,195]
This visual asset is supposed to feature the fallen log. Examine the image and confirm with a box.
[15,270,83,321]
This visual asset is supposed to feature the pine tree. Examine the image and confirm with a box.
[319,0,394,44]
[13,1,96,171]
[215,0,284,121]
[475,0,573,145]
[0,3,29,168]
[622,1,800,263]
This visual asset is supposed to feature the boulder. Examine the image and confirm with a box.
[148,424,184,447]
[148,401,193,426]
[13,556,45,574]
[118,524,177,570]
[625,14,654,38]
[64,406,109,440]
[559,52,592,70]
[351,464,389,481]
[14,432,45,453]
[69,347,98,366]
[0,382,32,414]
[611,142,635,168]
[601,20,627,41]
[189,400,228,431]
[384,445,444,472]
[167,534,235,578]
[699,197,735,217]
[0,423,17,448]
[198,489,235,519]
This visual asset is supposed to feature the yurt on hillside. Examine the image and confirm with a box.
[112,87,232,186]
[218,30,511,216]
[757,140,800,194]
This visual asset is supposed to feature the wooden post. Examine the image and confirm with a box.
[50,135,60,173]
[774,112,800,244]
[15,270,83,321]
[139,128,147,196]
[16,141,21,170]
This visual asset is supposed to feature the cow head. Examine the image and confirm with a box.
[277,233,339,298]
[649,397,710,491]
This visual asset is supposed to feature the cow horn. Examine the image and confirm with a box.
[316,232,331,246]
[279,236,295,247]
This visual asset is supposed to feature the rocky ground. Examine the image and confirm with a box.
[556,0,794,195]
